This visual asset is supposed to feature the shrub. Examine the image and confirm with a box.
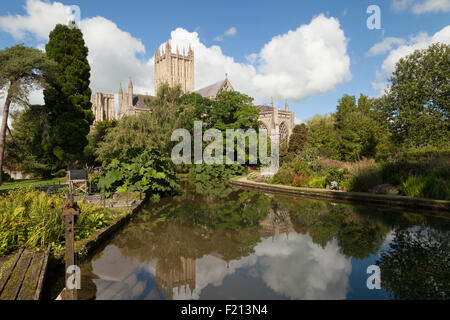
[381,159,432,186]
[0,188,112,255]
[98,148,178,198]
[270,166,293,185]
[349,168,383,192]
[292,174,309,187]
[325,167,349,188]
[423,176,449,200]
[290,160,311,176]
[421,167,450,200]
[401,176,426,197]
[429,166,450,180]
[306,176,327,188]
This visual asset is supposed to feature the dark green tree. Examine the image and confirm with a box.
[305,114,340,159]
[0,44,50,185]
[44,24,94,168]
[288,123,308,154]
[335,94,385,161]
[208,91,259,130]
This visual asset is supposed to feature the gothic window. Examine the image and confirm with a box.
[279,122,288,144]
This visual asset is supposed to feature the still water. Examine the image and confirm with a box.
[77,179,449,300]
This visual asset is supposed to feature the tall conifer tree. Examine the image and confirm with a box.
[44,24,94,168]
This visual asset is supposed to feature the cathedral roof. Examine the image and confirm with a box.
[195,78,233,98]
[195,80,224,98]
[255,105,274,111]
[132,95,154,109]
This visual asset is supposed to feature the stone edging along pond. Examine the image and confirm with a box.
[229,176,450,214]
[70,197,146,263]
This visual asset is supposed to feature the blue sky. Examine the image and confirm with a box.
[0,0,449,122]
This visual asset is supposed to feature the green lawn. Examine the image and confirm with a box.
[0,177,67,191]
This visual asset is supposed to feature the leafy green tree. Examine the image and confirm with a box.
[5,105,51,175]
[379,43,450,148]
[335,94,387,161]
[179,92,213,130]
[305,114,340,159]
[0,44,50,185]
[44,24,94,168]
[288,123,308,154]
[208,91,259,130]
[83,120,117,167]
[96,84,190,165]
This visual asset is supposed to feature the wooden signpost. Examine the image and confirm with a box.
[61,192,79,300]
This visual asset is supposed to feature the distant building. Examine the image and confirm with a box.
[91,93,114,123]
[117,78,152,119]
[154,40,194,94]
[256,98,295,144]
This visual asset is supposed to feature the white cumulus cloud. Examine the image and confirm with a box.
[167,14,350,102]
[0,1,351,107]
[371,25,450,95]
[0,0,69,40]
[251,14,351,101]
[367,37,406,55]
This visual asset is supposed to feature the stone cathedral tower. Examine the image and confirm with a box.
[154,40,194,94]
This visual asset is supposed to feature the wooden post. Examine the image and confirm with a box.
[61,193,79,300]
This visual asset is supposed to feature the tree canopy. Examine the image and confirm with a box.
[0,44,50,184]
[379,43,449,148]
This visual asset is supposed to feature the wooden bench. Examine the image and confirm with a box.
[0,246,50,300]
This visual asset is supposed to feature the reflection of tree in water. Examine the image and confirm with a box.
[81,177,450,300]
[377,226,450,300]
[193,164,244,200]
[278,196,391,259]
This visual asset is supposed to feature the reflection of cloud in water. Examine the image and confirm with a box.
[255,233,352,299]
[89,245,160,300]
[173,254,258,300]
[87,233,351,300]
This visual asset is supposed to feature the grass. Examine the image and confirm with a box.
[0,178,67,191]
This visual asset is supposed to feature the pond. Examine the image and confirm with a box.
[75,179,449,300]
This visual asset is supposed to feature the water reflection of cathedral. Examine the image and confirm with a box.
[259,209,295,239]
[155,257,196,299]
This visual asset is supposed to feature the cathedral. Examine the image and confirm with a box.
[91,40,295,143]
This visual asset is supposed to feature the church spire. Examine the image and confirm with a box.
[285,100,288,111]
[270,97,274,108]
[166,40,171,54]
[128,77,133,107]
